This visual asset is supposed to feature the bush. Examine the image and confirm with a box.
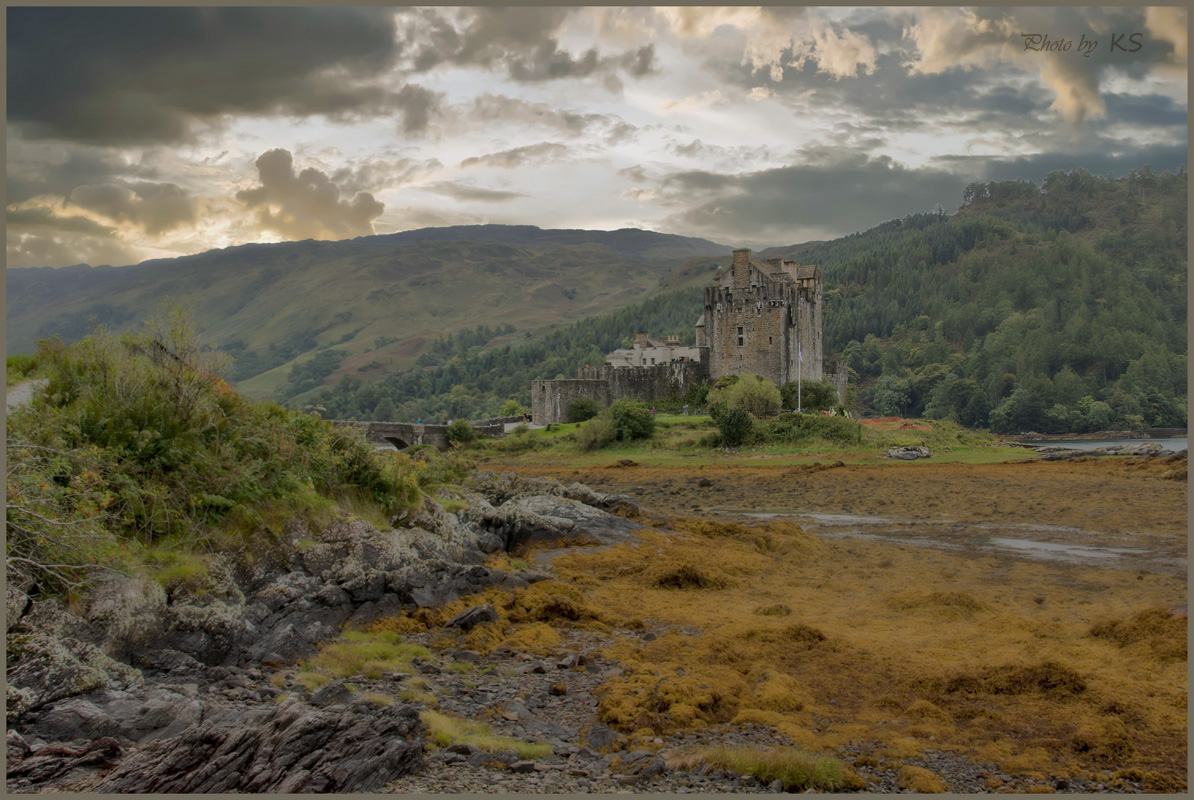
[709,374,782,417]
[576,416,618,451]
[446,419,476,445]
[759,413,860,446]
[780,379,838,412]
[609,399,655,440]
[567,396,602,423]
[718,406,756,447]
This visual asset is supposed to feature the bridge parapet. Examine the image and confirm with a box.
[331,418,514,451]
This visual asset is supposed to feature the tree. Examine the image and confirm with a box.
[781,379,837,412]
[500,398,526,417]
[709,374,782,417]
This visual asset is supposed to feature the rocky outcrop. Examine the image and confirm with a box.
[93,700,424,793]
[5,471,636,793]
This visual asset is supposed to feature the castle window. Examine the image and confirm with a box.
[769,336,772,345]
[737,326,744,347]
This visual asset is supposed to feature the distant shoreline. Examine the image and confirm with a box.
[1004,428,1187,442]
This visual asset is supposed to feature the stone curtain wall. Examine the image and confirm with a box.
[533,359,710,423]
[532,379,610,424]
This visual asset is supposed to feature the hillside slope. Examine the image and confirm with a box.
[6,226,731,398]
[312,168,1185,434]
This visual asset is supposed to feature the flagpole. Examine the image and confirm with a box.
[797,342,802,412]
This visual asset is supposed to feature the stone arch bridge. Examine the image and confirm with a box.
[332,416,524,451]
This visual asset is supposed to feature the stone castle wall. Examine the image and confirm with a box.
[533,359,710,423]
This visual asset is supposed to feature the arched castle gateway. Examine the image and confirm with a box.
[532,248,847,423]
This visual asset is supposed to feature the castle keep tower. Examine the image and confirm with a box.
[700,248,823,387]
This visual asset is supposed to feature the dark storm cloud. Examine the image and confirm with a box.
[236,149,385,240]
[5,142,164,206]
[459,143,570,170]
[1102,94,1189,129]
[465,94,633,142]
[6,207,116,237]
[397,7,658,86]
[7,7,407,144]
[933,142,1189,186]
[660,154,967,243]
[423,183,528,203]
[66,182,197,236]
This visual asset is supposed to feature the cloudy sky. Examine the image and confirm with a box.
[6,6,1187,268]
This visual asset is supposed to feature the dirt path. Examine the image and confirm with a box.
[6,379,47,410]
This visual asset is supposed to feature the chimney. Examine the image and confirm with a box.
[635,331,649,349]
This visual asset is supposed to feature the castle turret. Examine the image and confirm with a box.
[731,248,751,289]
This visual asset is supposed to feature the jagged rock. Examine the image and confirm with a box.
[7,737,124,785]
[161,601,251,665]
[22,687,202,744]
[308,680,357,708]
[7,635,142,720]
[94,700,424,793]
[83,575,168,661]
[5,574,33,633]
[446,603,498,631]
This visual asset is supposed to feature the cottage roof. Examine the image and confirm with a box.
[795,264,820,280]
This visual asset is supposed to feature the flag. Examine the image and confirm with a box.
[798,343,803,363]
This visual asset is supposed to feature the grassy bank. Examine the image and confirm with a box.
[463,412,1026,467]
[5,309,430,597]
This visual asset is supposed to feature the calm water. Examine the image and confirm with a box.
[1029,437,1187,451]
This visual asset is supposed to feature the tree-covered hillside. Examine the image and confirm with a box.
[308,167,1186,434]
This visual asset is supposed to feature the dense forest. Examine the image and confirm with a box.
[302,167,1186,434]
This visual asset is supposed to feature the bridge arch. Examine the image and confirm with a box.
[383,437,410,450]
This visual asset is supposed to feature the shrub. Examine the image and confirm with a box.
[708,398,730,423]
[609,399,655,440]
[445,419,476,445]
[709,374,782,417]
[567,396,602,423]
[576,415,618,451]
[759,413,859,446]
[718,406,755,447]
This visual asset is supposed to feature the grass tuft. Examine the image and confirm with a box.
[306,629,431,679]
[673,745,859,792]
[420,710,552,759]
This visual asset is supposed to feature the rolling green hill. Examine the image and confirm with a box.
[6,226,731,399]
